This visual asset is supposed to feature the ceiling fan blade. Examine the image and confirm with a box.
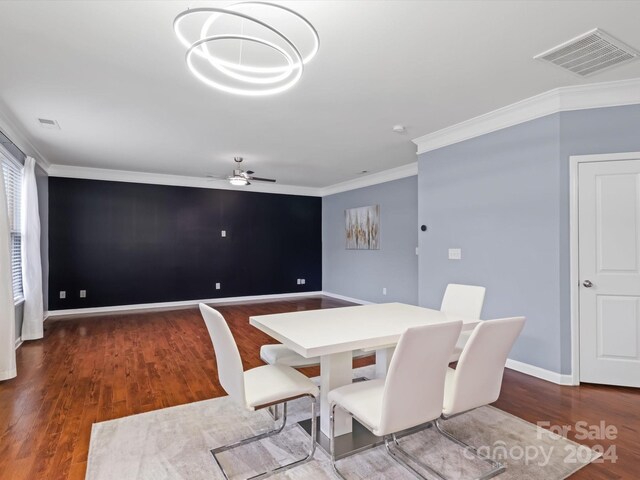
[206,174,227,180]
[248,176,277,183]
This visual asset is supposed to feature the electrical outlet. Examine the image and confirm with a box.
[382,287,387,295]
[448,248,462,260]
[301,279,306,285]
[221,230,226,237]
[59,290,66,299]
[215,282,221,290]
[79,290,86,298]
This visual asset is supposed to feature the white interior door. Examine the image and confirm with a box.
[579,158,640,387]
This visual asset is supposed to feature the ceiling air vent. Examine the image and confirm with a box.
[534,28,639,77]
[37,118,60,129]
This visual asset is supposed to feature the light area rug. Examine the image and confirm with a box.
[86,366,599,480]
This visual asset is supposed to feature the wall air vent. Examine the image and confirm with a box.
[37,118,60,129]
[534,28,639,77]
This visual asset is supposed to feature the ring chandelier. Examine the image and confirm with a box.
[173,2,320,96]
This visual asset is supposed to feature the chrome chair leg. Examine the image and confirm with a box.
[267,404,279,421]
[434,418,506,480]
[384,434,447,480]
[330,404,445,480]
[211,396,317,480]
[329,403,348,480]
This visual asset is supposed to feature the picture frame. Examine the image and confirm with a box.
[345,205,380,250]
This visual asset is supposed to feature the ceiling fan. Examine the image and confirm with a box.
[208,157,277,186]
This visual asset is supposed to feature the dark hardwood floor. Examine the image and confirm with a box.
[0,296,637,479]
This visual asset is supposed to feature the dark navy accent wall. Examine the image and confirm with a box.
[48,178,321,309]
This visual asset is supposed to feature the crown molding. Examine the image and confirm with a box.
[50,79,638,194]
[47,162,419,197]
[412,77,640,155]
[319,162,418,196]
[47,164,323,196]
[0,107,51,172]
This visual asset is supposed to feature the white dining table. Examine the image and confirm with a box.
[250,302,480,439]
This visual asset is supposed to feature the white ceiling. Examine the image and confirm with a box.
[1,0,640,188]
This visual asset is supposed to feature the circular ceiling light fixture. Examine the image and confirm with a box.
[174,2,320,96]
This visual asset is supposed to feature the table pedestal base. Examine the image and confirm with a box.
[298,418,435,461]
[298,417,383,460]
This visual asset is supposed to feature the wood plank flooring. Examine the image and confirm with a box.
[0,296,638,479]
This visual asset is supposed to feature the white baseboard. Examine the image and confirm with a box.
[320,291,373,305]
[14,337,23,350]
[505,358,575,386]
[46,291,325,318]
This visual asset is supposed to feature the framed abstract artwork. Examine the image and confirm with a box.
[345,205,380,250]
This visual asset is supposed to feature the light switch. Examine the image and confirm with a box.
[221,230,226,237]
[448,248,462,260]
[215,282,221,290]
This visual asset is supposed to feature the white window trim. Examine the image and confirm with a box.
[0,144,24,305]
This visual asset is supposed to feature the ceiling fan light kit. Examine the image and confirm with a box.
[208,157,276,186]
[174,2,319,96]
[229,175,250,186]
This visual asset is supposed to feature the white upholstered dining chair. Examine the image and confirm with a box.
[433,316,526,479]
[260,345,374,420]
[441,283,486,362]
[327,321,463,479]
[199,303,318,480]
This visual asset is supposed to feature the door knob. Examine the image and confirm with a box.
[583,280,593,288]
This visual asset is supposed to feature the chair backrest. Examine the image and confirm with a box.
[199,303,246,403]
[440,284,486,319]
[379,320,462,436]
[443,316,525,416]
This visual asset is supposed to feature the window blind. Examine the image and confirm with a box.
[1,151,23,302]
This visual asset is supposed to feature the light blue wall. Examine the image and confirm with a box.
[323,176,418,304]
[558,105,640,373]
[418,104,640,375]
[418,114,563,372]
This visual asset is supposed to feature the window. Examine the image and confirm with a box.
[1,150,23,303]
